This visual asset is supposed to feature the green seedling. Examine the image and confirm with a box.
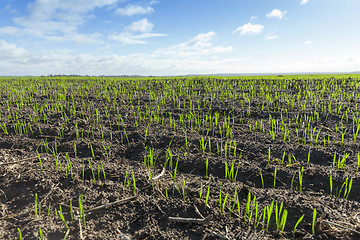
[124,168,129,189]
[330,171,333,195]
[259,170,264,188]
[205,177,211,208]
[74,142,77,158]
[298,166,304,192]
[337,153,349,170]
[345,177,353,199]
[90,143,95,160]
[144,125,149,143]
[273,168,277,189]
[35,193,39,218]
[58,206,69,229]
[221,193,228,215]
[37,153,43,172]
[293,214,305,236]
[102,144,110,158]
[244,191,253,222]
[266,200,274,231]
[132,170,136,194]
[312,208,316,235]
[78,195,86,231]
[205,158,209,178]
[199,182,203,200]
[65,153,73,179]
[100,161,106,184]
[17,228,22,240]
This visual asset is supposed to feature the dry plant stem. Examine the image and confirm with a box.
[84,196,136,213]
[78,212,84,240]
[153,168,166,180]
[39,183,60,206]
[321,219,360,235]
[211,231,229,240]
[168,215,212,224]
[194,204,205,219]
[0,156,38,166]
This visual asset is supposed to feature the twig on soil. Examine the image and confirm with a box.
[168,215,212,224]
[225,226,229,239]
[318,124,334,133]
[78,212,84,240]
[321,219,360,235]
[0,156,38,166]
[153,168,166,180]
[39,135,55,138]
[0,189,7,201]
[228,145,244,153]
[154,201,165,214]
[39,182,60,205]
[193,204,204,219]
[211,231,230,240]
[84,196,136,213]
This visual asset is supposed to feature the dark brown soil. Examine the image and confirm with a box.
[1,76,360,239]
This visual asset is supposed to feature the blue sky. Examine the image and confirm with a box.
[0,0,359,75]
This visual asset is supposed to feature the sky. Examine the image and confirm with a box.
[0,0,359,76]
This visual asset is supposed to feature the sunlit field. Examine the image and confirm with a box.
[1,74,360,239]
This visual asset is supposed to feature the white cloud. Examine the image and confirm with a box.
[155,32,232,57]
[1,39,359,76]
[0,0,122,43]
[109,32,166,45]
[116,5,154,16]
[266,9,287,20]
[250,16,258,21]
[126,18,153,33]
[46,33,103,44]
[0,40,27,60]
[300,0,309,5]
[305,40,312,45]
[109,18,166,45]
[233,23,264,35]
[266,35,279,40]
[19,0,119,24]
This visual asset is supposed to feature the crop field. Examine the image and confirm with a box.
[1,75,360,239]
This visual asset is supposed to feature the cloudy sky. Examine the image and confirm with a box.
[0,0,359,75]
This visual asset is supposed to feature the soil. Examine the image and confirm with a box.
[1,76,360,239]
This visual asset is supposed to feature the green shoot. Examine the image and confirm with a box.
[205,177,211,208]
[260,170,264,188]
[100,161,106,184]
[298,166,304,192]
[58,206,69,229]
[35,193,39,218]
[273,168,277,189]
[132,170,136,194]
[312,208,316,235]
[266,200,274,231]
[17,228,22,240]
[293,214,305,236]
[79,195,86,231]
[38,153,43,172]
